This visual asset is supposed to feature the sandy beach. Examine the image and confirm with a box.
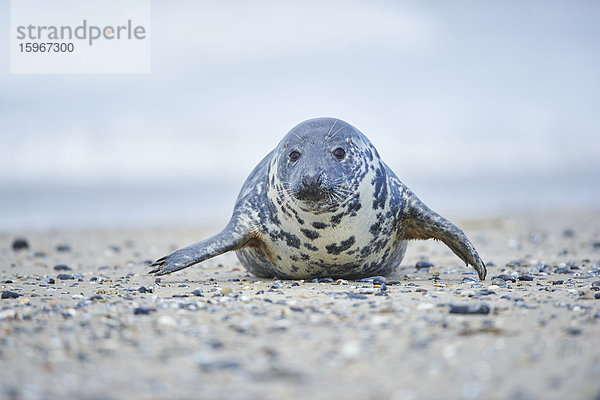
[1,210,599,400]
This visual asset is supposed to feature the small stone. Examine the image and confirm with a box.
[594,292,600,300]
[220,286,233,295]
[491,278,507,287]
[56,274,74,280]
[0,309,17,319]
[449,304,490,315]
[12,238,29,251]
[270,281,284,289]
[290,306,303,312]
[462,277,477,284]
[90,295,104,301]
[192,288,204,296]
[53,264,72,271]
[518,274,534,281]
[416,261,434,270]
[565,327,582,335]
[56,244,71,252]
[552,280,564,285]
[358,276,387,284]
[157,315,177,329]
[591,281,600,288]
[492,274,516,283]
[562,229,574,238]
[346,292,368,300]
[133,306,155,315]
[2,291,21,299]
[592,241,600,250]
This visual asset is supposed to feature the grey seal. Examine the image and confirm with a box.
[150,117,486,281]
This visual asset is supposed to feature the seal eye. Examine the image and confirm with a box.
[289,150,301,162]
[333,147,346,160]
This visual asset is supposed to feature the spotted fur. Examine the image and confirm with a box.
[150,118,487,281]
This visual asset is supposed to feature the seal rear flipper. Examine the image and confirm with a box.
[149,219,256,276]
[400,192,487,281]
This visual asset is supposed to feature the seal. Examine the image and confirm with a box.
[150,118,486,281]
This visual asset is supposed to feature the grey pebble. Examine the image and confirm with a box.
[2,291,21,299]
[552,280,564,285]
[462,277,477,283]
[491,278,507,287]
[270,281,284,289]
[449,304,490,315]
[415,261,434,270]
[346,292,368,300]
[594,293,600,300]
[57,273,74,280]
[518,274,534,281]
[591,280,600,287]
[492,274,517,283]
[56,244,71,252]
[192,288,204,296]
[358,276,386,284]
[565,327,582,335]
[53,264,72,271]
[133,306,155,315]
[11,238,29,251]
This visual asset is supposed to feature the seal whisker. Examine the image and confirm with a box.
[329,123,347,140]
[326,119,338,139]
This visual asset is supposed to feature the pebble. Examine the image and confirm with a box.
[449,304,490,315]
[220,286,233,295]
[56,244,72,252]
[57,274,74,280]
[552,280,564,285]
[462,277,477,284]
[0,309,17,319]
[492,274,516,283]
[595,293,600,300]
[518,274,534,281]
[491,278,507,287]
[346,292,368,300]
[54,264,72,271]
[358,276,386,284]
[270,281,284,289]
[133,306,155,315]
[11,238,29,251]
[416,261,434,270]
[2,291,21,299]
[192,288,204,296]
[157,315,177,329]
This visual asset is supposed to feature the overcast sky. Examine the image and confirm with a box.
[1,1,599,228]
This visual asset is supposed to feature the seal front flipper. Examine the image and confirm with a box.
[400,189,487,281]
[149,218,255,276]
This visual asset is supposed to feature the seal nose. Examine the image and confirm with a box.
[296,171,326,201]
[301,172,323,190]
